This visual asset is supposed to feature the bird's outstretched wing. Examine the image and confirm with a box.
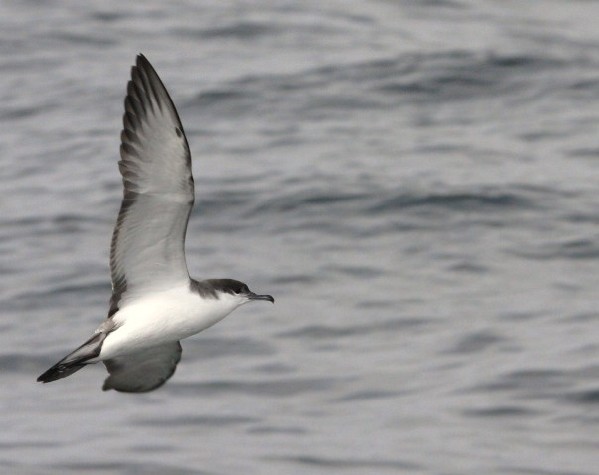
[109,54,194,316]
[103,341,182,393]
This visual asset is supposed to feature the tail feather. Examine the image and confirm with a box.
[37,362,87,383]
[37,332,107,383]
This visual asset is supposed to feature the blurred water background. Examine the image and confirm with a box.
[1,1,598,474]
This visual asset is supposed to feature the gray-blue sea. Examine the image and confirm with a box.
[1,1,598,474]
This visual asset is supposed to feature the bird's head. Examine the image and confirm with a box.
[207,278,274,306]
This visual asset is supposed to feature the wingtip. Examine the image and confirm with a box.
[134,54,159,82]
[136,53,151,69]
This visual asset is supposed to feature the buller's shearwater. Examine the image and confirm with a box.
[37,54,274,393]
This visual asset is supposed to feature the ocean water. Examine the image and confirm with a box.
[1,1,598,474]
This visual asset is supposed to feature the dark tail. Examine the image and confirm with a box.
[37,332,107,383]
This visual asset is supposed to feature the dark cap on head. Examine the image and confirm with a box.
[199,279,274,303]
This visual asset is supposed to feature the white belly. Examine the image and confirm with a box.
[98,285,239,360]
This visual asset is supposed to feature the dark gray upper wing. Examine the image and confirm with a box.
[102,341,182,393]
[110,55,194,314]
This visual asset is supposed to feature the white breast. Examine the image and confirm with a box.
[98,285,241,360]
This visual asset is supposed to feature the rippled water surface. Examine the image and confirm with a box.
[1,1,598,474]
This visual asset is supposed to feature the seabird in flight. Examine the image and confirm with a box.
[37,54,274,393]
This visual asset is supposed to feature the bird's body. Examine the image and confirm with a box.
[37,55,273,393]
[96,282,243,362]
